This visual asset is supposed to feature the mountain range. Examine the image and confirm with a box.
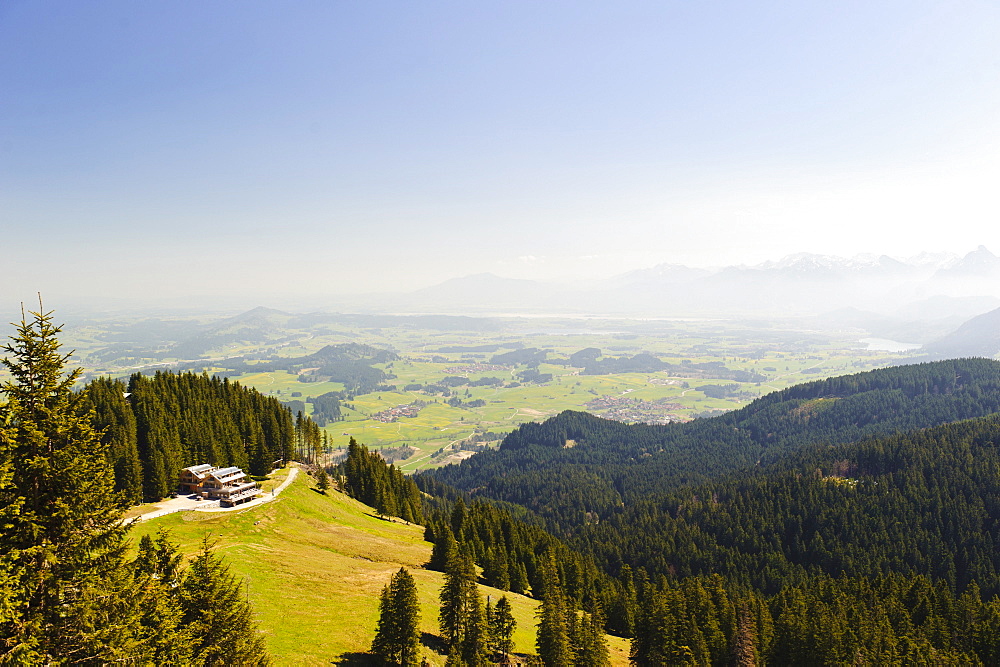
[326,246,1000,325]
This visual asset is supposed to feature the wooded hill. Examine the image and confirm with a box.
[425,358,1000,527]
[413,358,1000,662]
[82,371,298,504]
[217,342,398,394]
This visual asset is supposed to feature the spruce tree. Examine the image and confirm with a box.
[316,467,330,494]
[371,567,421,666]
[536,551,574,666]
[440,547,487,663]
[571,608,610,666]
[0,305,142,661]
[180,536,270,665]
[132,530,192,664]
[488,595,516,661]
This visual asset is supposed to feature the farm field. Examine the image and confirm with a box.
[29,309,920,472]
[213,320,913,472]
[131,467,631,665]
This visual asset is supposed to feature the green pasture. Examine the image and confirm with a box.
[131,469,630,665]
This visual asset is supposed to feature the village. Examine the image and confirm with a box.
[585,394,687,425]
[371,401,423,423]
[443,363,509,374]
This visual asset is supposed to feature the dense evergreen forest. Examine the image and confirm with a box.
[336,438,425,524]
[412,359,1000,663]
[82,370,298,504]
[427,358,1000,526]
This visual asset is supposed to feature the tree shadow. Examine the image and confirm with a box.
[333,636,446,665]
[420,631,447,655]
[331,651,379,666]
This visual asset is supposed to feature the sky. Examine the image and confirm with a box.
[3,1,1000,307]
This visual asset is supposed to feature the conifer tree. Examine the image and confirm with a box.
[180,536,270,665]
[536,551,574,666]
[429,524,458,572]
[316,467,330,494]
[132,530,192,664]
[440,547,487,663]
[571,606,610,666]
[0,305,142,661]
[487,595,516,662]
[371,567,421,666]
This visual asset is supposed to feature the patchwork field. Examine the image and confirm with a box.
[36,310,919,472]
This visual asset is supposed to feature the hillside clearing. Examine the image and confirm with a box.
[132,469,629,664]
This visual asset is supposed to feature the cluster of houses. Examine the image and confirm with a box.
[585,394,686,426]
[443,363,507,374]
[178,464,261,507]
[372,402,422,423]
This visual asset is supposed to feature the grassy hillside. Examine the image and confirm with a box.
[132,469,629,665]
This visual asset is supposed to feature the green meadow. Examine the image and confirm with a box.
[132,468,631,665]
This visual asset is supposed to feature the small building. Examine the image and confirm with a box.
[178,464,217,495]
[178,464,260,507]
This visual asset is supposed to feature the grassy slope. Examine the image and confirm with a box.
[132,470,630,665]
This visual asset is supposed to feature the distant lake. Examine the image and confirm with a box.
[860,337,922,352]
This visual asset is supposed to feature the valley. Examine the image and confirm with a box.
[37,308,921,473]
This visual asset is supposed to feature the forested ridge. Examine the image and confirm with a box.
[581,413,1000,597]
[426,358,1000,526]
[82,371,298,504]
[408,359,1000,663]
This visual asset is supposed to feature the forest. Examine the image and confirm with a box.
[413,358,1000,663]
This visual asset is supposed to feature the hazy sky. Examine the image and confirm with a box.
[3,1,1000,305]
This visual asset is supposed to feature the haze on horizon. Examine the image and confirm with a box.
[3,1,1000,310]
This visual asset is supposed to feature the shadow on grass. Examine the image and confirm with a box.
[333,640,446,665]
[420,631,447,655]
[310,487,328,495]
[331,651,379,666]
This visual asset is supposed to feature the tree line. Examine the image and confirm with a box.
[83,370,300,504]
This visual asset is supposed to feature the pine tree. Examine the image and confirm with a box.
[180,536,270,665]
[371,567,421,666]
[536,551,574,666]
[132,530,193,664]
[461,585,489,666]
[488,595,517,662]
[316,467,330,494]
[0,304,143,661]
[440,547,487,663]
[571,606,610,666]
[429,524,458,572]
